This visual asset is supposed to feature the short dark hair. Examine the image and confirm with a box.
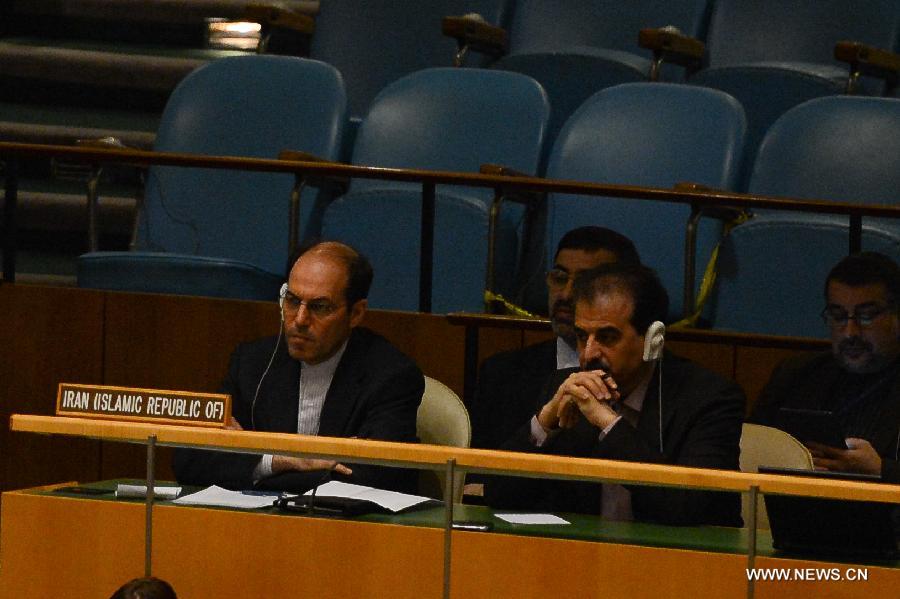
[288,239,374,305]
[109,577,177,599]
[572,262,669,332]
[826,252,900,309]
[554,226,641,265]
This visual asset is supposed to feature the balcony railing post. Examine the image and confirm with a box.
[420,182,436,313]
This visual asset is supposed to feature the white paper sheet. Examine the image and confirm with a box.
[303,480,435,513]
[115,484,182,500]
[494,513,570,525]
[172,485,280,509]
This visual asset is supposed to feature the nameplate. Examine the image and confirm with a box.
[56,383,230,427]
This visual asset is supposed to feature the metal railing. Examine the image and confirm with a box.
[5,141,900,315]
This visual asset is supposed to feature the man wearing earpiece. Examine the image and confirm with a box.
[751,252,900,484]
[471,226,641,452]
[486,263,745,526]
[173,240,424,493]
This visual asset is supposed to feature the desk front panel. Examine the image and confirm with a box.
[3,486,899,598]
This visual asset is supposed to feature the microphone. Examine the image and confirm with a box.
[305,464,339,515]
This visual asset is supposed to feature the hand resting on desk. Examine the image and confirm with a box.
[228,416,353,476]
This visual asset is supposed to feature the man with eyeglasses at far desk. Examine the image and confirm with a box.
[174,240,424,493]
[751,252,900,487]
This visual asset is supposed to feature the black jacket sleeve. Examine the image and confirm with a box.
[172,344,264,490]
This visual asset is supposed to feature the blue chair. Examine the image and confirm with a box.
[711,96,900,337]
[321,67,549,313]
[78,55,346,300]
[543,82,746,320]
[310,1,511,122]
[493,0,713,156]
[690,0,900,187]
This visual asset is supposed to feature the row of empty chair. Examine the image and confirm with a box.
[4,0,899,273]
[224,0,900,182]
[5,0,899,170]
[68,55,900,342]
[6,2,900,338]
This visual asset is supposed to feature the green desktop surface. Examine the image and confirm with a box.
[32,480,900,568]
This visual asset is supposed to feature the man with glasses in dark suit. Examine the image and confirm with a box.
[174,240,424,493]
[751,252,900,483]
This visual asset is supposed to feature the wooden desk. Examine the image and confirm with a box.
[2,483,898,599]
[7,415,900,598]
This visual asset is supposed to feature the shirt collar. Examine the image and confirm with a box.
[300,338,349,379]
[556,336,579,369]
[621,362,657,413]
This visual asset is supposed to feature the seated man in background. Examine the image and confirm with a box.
[486,263,745,526]
[470,226,641,451]
[174,240,424,493]
[751,252,900,483]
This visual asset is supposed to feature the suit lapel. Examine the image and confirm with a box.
[257,347,301,433]
[637,356,683,452]
[317,330,366,437]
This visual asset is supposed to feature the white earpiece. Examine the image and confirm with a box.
[252,283,288,428]
[641,320,666,453]
[643,321,665,362]
[278,283,288,311]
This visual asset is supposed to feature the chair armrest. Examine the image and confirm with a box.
[834,41,900,93]
[442,14,508,66]
[479,163,526,178]
[278,149,348,192]
[673,182,747,221]
[53,137,140,180]
[76,136,132,150]
[479,164,542,207]
[62,138,146,253]
[244,3,316,36]
[638,27,705,80]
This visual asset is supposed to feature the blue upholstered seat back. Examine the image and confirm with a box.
[545,82,746,319]
[322,67,549,312]
[703,0,899,69]
[690,0,900,187]
[138,56,346,274]
[495,0,712,155]
[506,0,711,55]
[711,96,900,337]
[78,56,346,300]
[310,0,511,120]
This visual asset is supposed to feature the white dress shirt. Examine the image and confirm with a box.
[253,340,349,481]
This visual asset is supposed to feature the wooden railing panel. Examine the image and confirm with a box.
[0,285,105,501]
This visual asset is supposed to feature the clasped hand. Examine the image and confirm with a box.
[538,370,621,431]
[226,416,353,476]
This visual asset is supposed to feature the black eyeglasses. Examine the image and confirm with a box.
[281,289,344,319]
[545,269,574,289]
[820,304,893,328]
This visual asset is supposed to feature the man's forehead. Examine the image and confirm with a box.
[575,291,634,329]
[827,280,890,307]
[290,253,348,295]
[555,248,618,271]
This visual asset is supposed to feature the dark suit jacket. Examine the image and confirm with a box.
[173,327,424,492]
[485,351,745,527]
[471,339,557,450]
[750,351,900,483]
